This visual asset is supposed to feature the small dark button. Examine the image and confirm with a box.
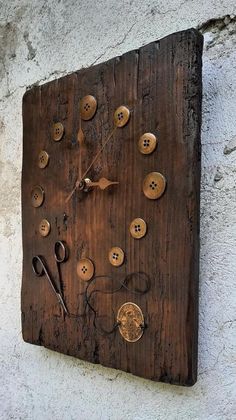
[80,95,97,121]
[114,106,130,128]
[38,150,49,169]
[31,186,45,208]
[52,122,64,142]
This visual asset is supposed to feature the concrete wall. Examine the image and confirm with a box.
[0,1,236,419]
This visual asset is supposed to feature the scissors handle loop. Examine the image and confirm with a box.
[32,255,46,277]
[54,241,68,263]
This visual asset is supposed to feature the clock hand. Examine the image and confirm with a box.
[84,177,119,191]
[66,125,117,202]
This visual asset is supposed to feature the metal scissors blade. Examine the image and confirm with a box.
[32,252,68,316]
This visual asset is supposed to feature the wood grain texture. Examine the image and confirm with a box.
[21,29,203,386]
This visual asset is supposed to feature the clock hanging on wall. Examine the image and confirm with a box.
[21,28,203,386]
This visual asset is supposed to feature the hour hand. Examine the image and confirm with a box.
[84,177,119,191]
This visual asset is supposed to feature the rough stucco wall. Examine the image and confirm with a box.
[0,1,236,419]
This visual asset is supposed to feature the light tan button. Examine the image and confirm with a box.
[143,172,166,200]
[77,258,94,281]
[52,122,64,142]
[38,150,49,169]
[39,219,51,237]
[117,302,145,342]
[80,95,97,120]
[114,106,130,128]
[31,185,45,207]
[108,247,124,267]
[138,133,157,155]
[129,218,147,239]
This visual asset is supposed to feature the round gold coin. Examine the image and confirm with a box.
[138,133,157,155]
[38,150,49,169]
[108,247,124,267]
[142,172,166,200]
[129,218,147,239]
[80,95,97,120]
[38,219,51,237]
[76,258,94,281]
[31,185,45,208]
[117,302,145,342]
[114,105,130,128]
[52,122,64,142]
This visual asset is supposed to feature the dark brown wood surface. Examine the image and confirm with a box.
[21,29,203,386]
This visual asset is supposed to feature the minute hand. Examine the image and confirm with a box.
[66,126,117,203]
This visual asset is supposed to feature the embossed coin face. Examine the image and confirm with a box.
[52,122,64,142]
[129,218,147,239]
[31,185,45,207]
[38,150,49,169]
[143,172,166,200]
[108,247,125,267]
[117,302,144,342]
[114,105,130,128]
[138,133,157,155]
[80,95,97,120]
[39,219,51,237]
[77,258,94,281]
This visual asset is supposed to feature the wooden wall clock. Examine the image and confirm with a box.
[21,28,203,386]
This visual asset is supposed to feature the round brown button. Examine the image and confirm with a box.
[52,122,64,142]
[129,218,147,239]
[114,106,130,128]
[80,95,97,121]
[138,133,157,155]
[108,247,125,267]
[31,186,45,207]
[39,219,51,237]
[117,302,144,342]
[38,150,49,169]
[143,172,166,200]
[77,258,95,281]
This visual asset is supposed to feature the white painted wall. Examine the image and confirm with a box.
[0,1,236,419]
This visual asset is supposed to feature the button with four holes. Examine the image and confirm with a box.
[39,219,51,237]
[108,247,125,267]
[138,133,157,155]
[38,150,49,169]
[31,185,45,207]
[80,95,97,121]
[143,172,166,200]
[52,122,64,142]
[129,218,147,239]
[114,106,130,128]
[76,258,95,281]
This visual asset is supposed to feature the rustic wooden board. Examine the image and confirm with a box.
[21,28,203,386]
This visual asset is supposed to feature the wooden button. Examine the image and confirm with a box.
[39,219,51,237]
[114,106,130,127]
[143,172,166,200]
[108,247,124,267]
[52,122,64,142]
[117,302,144,342]
[38,150,49,169]
[80,95,97,120]
[31,186,45,207]
[138,133,157,155]
[129,218,147,239]
[77,258,94,281]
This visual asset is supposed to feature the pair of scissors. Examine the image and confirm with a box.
[32,241,69,317]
